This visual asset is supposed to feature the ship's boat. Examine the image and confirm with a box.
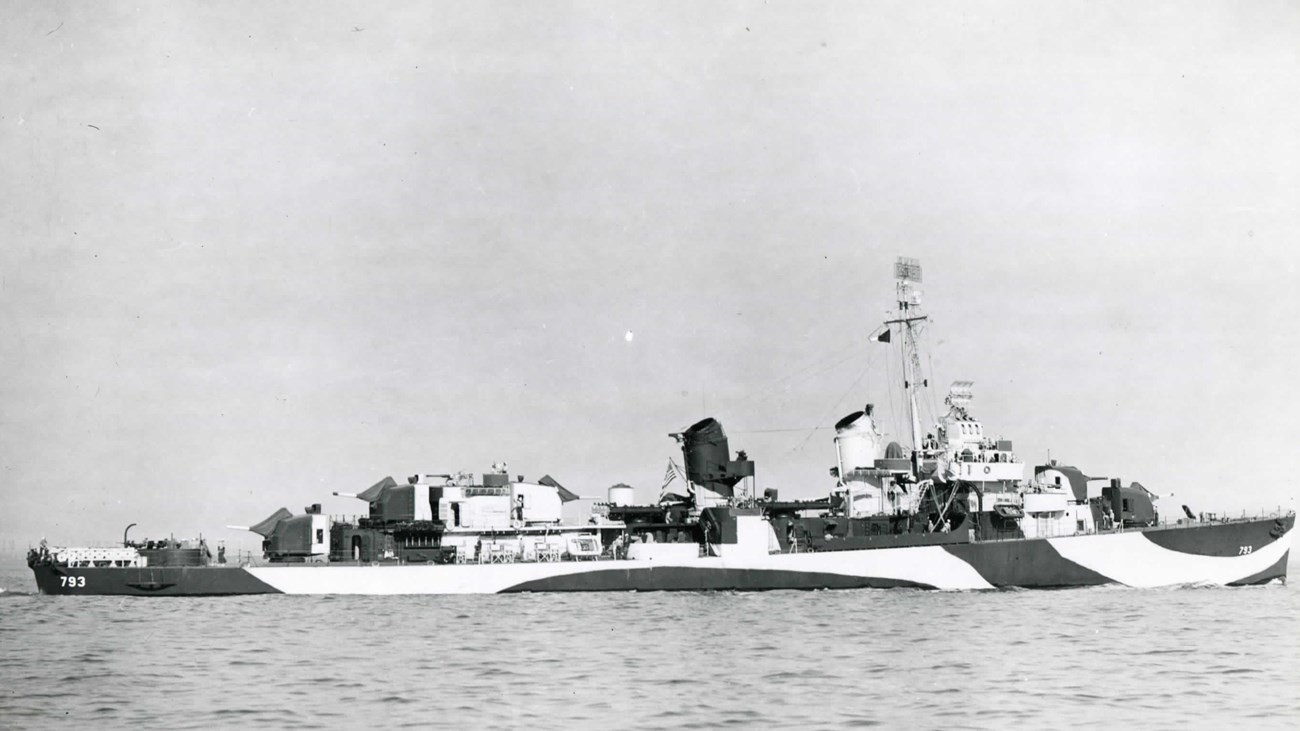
[28,258,1294,595]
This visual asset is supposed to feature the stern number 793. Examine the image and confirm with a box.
[1238,545,1253,555]
[60,576,86,587]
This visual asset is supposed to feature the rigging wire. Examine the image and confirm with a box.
[728,340,871,408]
[773,338,868,383]
[884,344,901,441]
[707,340,871,419]
[798,342,881,450]
[733,427,833,434]
[911,320,936,432]
[790,357,875,454]
[771,345,871,397]
[926,347,943,427]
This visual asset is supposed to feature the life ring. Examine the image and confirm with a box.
[983,465,991,475]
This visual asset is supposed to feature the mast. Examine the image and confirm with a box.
[883,257,927,472]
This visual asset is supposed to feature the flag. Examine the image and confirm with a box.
[875,328,891,343]
[662,460,678,490]
[659,459,693,502]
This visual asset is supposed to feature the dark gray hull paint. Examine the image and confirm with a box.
[502,567,936,593]
[29,516,1292,595]
[31,564,282,596]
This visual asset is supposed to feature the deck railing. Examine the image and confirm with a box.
[977,508,1293,543]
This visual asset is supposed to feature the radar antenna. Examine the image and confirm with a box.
[945,380,974,420]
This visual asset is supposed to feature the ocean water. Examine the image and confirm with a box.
[1,555,1297,730]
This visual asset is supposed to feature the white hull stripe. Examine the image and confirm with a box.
[1048,525,1293,588]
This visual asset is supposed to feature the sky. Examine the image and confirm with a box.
[2,1,1298,552]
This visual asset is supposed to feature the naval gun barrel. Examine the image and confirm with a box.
[333,492,360,499]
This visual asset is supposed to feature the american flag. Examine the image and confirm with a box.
[661,460,679,490]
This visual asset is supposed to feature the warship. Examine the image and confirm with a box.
[28,258,1294,595]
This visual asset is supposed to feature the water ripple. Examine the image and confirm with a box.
[0,560,1297,729]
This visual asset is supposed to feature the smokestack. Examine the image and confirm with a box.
[673,418,754,500]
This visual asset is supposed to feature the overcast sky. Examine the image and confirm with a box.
[2,1,1297,550]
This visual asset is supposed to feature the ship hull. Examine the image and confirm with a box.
[31,515,1292,596]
